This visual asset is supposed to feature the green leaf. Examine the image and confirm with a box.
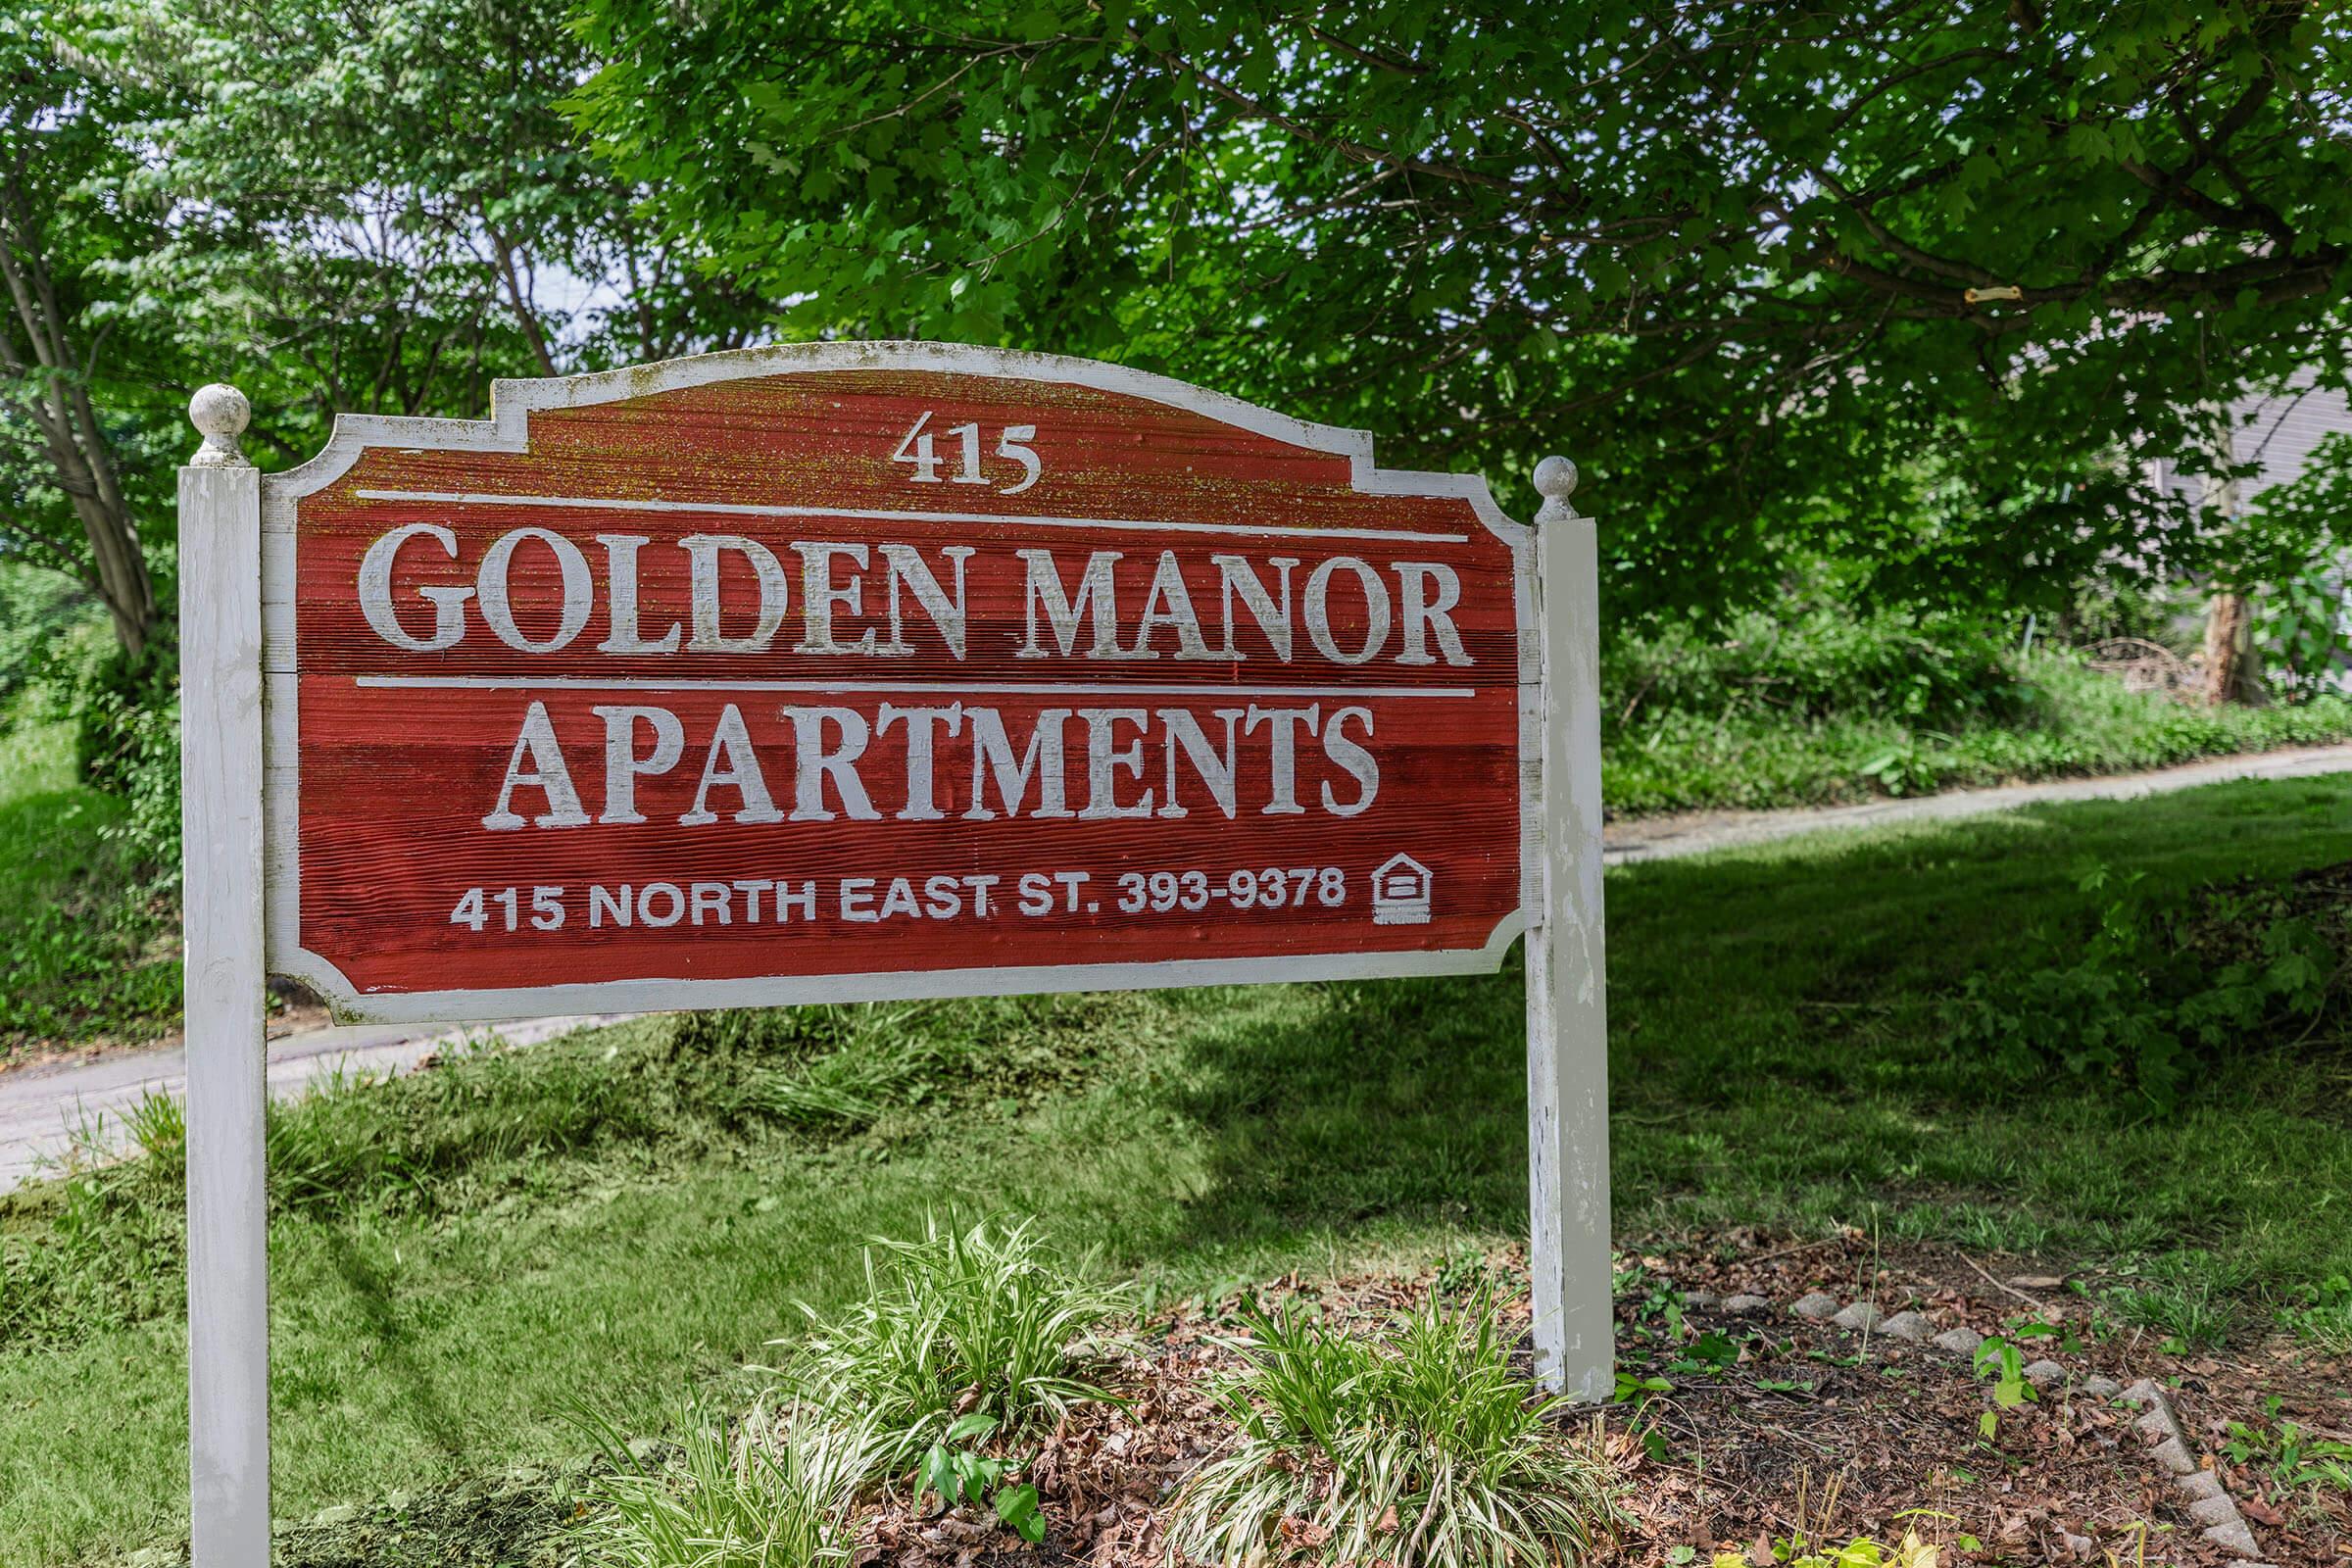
[944,1412,999,1444]
[995,1482,1044,1543]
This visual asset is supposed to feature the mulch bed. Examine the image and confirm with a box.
[857,1234,2349,1568]
[1610,1230,2345,1566]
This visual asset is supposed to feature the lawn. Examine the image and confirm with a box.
[3,774,2350,1565]
[0,718,178,1056]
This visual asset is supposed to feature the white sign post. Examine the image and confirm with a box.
[180,384,271,1567]
[1527,456,1614,1401]
[173,346,1611,1565]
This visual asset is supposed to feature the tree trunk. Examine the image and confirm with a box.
[2202,590,2254,707]
[2197,411,2253,707]
[0,201,158,662]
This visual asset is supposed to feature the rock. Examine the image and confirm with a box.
[1683,1290,1723,1309]
[2136,1401,2189,1447]
[2150,1436,2197,1476]
[2007,1274,2067,1291]
[2082,1375,2123,1398]
[1880,1310,1934,1342]
[1932,1326,1984,1356]
[2120,1377,2167,1408]
[2177,1471,2225,1501]
[1833,1300,1886,1332]
[2188,1494,2241,1529]
[1722,1294,1771,1315]
[2023,1358,2069,1390]
[310,1504,360,1529]
[2201,1518,2261,1558]
[1789,1291,1841,1319]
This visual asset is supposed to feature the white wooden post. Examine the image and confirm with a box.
[180,384,271,1566]
[1526,455,1613,1399]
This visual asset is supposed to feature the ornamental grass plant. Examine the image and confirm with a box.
[1170,1288,1624,1568]
[775,1215,1125,1463]
[577,1400,873,1568]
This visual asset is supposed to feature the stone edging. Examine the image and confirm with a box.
[1681,1288,2274,1565]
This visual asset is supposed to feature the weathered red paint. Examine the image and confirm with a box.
[287,368,1524,997]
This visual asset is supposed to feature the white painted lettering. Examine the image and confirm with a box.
[359,522,472,652]
[591,704,686,825]
[477,526,594,654]
[483,701,588,829]
[781,706,880,821]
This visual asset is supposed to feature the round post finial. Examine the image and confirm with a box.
[189,383,252,467]
[1533,455,1580,522]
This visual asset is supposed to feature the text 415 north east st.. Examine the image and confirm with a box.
[444,863,1362,935]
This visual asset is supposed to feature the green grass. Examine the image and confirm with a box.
[0,716,178,1054]
[3,775,2350,1565]
[1604,650,2352,813]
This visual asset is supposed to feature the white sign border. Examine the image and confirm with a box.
[257,341,1545,1024]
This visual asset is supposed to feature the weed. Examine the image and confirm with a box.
[2105,1280,2241,1351]
[775,1217,1123,1463]
[735,1031,943,1128]
[120,1088,186,1175]
[1170,1289,1624,1568]
[912,1413,1043,1544]
[2004,1314,2085,1357]
[1432,1245,1495,1298]
[2221,1396,2352,1494]
[1971,1337,2036,1442]
[1943,858,2345,1114]
[2279,1275,2352,1353]
[1711,1531,1942,1568]
[1709,1475,1947,1567]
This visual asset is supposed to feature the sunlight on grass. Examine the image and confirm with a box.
[0,718,177,1053]
[0,715,74,801]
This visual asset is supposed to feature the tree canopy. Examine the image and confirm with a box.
[2,0,760,656]
[571,0,2352,619]
[8,0,2351,651]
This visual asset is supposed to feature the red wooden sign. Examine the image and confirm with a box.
[262,345,1536,1018]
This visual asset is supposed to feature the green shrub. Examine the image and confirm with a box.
[1169,1290,1623,1568]
[775,1216,1123,1464]
[1601,596,2352,814]
[1941,860,2346,1113]
[1605,601,2030,735]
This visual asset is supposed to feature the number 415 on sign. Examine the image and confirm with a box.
[451,886,564,931]
[892,411,1041,494]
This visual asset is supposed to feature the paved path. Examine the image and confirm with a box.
[0,1014,631,1195]
[1600,740,2352,865]
[5,742,2345,1196]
